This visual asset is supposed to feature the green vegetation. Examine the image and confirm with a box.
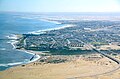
[48,49,97,55]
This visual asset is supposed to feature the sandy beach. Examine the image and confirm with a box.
[0,53,120,79]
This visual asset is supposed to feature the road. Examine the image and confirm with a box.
[93,48,120,64]
[68,40,120,79]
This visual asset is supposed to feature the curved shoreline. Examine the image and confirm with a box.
[0,48,41,71]
[28,24,75,34]
[17,49,41,63]
[0,19,73,71]
[0,35,41,71]
[28,18,75,34]
[0,19,65,71]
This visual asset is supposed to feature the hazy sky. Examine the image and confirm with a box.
[0,0,120,12]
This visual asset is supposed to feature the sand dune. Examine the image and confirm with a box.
[0,54,120,79]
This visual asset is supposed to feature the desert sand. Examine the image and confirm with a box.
[99,45,120,50]
[0,53,120,79]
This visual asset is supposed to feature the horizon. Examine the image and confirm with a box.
[1,11,120,17]
[0,0,120,12]
[1,11,120,14]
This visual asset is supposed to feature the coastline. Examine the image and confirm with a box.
[0,49,41,71]
[1,32,120,79]
[28,18,75,34]
[0,34,41,71]
[0,19,73,71]
[39,18,61,24]
[16,49,41,63]
[11,39,41,63]
[28,24,75,34]
[1,13,120,79]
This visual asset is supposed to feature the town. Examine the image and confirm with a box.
[16,20,120,55]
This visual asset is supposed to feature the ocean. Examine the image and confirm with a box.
[0,12,64,71]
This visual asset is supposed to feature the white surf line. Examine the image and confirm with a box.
[0,51,40,68]
[28,24,75,35]
[3,34,41,68]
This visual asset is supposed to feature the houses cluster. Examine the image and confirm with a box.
[17,20,120,51]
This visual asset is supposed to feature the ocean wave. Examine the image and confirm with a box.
[11,40,19,49]
[1,35,41,68]
[0,55,40,67]
[17,50,41,63]
[6,34,19,49]
[21,16,62,25]
[0,48,6,50]
[21,16,34,19]
[7,40,18,49]
[6,34,18,40]
[40,19,61,24]
[28,24,75,34]
[28,30,46,35]
[0,62,24,67]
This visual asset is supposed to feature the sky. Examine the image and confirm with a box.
[0,0,120,12]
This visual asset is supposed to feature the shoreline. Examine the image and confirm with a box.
[28,18,75,34]
[0,35,41,71]
[0,49,41,71]
[28,24,75,34]
[0,19,74,71]
[39,18,61,24]
[0,48,41,71]
[16,49,41,63]
[1,33,120,78]
[8,19,74,67]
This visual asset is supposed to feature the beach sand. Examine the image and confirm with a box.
[0,53,120,79]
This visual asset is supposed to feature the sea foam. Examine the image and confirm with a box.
[28,24,75,34]
[0,55,40,67]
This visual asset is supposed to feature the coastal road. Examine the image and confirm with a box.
[75,38,120,64]
[93,48,120,64]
